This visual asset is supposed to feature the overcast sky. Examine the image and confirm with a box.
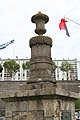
[0,0,80,60]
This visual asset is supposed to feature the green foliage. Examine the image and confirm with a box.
[75,99,80,109]
[3,60,20,76]
[60,60,73,72]
[0,64,3,72]
[52,61,57,71]
[60,60,74,80]
[22,61,30,70]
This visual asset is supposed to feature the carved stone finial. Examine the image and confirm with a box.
[31,12,49,35]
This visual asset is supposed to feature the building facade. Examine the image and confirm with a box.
[0,59,30,81]
[54,58,78,81]
[0,58,79,81]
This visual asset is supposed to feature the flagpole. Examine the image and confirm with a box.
[64,1,80,26]
[64,17,80,26]
[13,41,14,59]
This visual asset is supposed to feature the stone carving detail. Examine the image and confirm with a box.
[30,56,52,64]
[31,11,49,24]
[31,11,49,35]
[35,29,46,35]
[29,36,52,48]
[30,69,52,78]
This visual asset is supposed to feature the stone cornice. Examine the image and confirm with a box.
[1,87,78,102]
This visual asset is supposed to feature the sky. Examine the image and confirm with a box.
[0,0,80,60]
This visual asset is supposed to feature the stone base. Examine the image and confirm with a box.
[1,84,78,120]
[25,80,56,90]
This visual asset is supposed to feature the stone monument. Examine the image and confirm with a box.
[28,11,56,87]
[1,12,78,120]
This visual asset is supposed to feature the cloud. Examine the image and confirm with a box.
[0,0,79,60]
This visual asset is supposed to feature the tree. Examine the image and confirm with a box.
[52,61,57,80]
[75,99,80,110]
[60,60,74,80]
[22,61,30,78]
[52,61,57,71]
[22,61,30,70]
[0,64,3,72]
[3,60,20,78]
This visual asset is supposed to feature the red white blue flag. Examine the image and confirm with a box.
[59,18,70,37]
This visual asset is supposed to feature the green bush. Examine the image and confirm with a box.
[75,99,80,109]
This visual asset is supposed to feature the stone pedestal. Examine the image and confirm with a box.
[29,36,53,82]
[1,84,78,120]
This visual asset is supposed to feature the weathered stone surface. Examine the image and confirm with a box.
[1,86,78,101]
[29,16,53,82]
[12,111,44,120]
[31,12,49,35]
[0,81,79,93]
[6,118,12,120]
[3,95,76,120]
[29,36,52,48]
[1,86,78,120]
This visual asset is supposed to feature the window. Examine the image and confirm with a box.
[18,73,20,80]
[26,70,29,77]
[22,73,24,77]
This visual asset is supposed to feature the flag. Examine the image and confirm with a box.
[59,18,70,37]
[0,39,14,50]
[59,18,67,30]
[65,24,70,37]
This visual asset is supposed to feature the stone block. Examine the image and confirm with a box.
[12,110,44,120]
